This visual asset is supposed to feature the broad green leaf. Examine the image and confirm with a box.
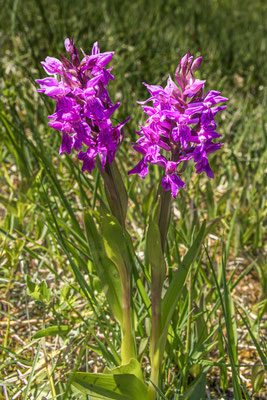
[98,160,128,226]
[104,358,144,382]
[69,372,148,400]
[32,325,71,339]
[84,211,123,324]
[100,207,135,276]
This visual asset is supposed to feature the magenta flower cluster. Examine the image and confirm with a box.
[36,39,129,173]
[128,52,228,197]
[36,40,227,198]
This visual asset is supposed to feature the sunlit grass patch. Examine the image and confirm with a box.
[0,0,266,399]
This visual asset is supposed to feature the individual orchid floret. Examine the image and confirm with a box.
[129,51,227,198]
[36,38,129,174]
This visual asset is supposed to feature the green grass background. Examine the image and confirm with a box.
[0,0,266,399]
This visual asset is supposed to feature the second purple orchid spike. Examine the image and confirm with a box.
[129,51,228,198]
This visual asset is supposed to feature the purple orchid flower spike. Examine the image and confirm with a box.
[36,39,129,174]
[129,51,227,198]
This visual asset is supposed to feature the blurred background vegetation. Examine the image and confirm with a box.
[0,0,266,399]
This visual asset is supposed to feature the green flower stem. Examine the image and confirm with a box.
[121,270,135,364]
[148,275,162,399]
[158,188,172,251]
[148,188,172,399]
[148,350,161,400]
[186,267,193,356]
[182,266,193,393]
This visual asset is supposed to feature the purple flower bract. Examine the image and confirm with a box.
[128,52,228,198]
[36,39,129,173]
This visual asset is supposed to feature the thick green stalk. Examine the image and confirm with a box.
[158,189,172,252]
[148,354,161,400]
[148,275,162,400]
[148,188,172,399]
[182,266,193,393]
[121,270,135,364]
[185,268,193,356]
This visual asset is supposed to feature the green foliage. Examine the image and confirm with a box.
[99,161,128,226]
[84,211,123,324]
[161,221,206,337]
[183,373,206,400]
[252,364,266,395]
[146,199,166,289]
[32,325,72,339]
[100,208,135,276]
[69,367,148,399]
[0,0,266,398]
[104,358,144,382]
[26,275,51,306]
